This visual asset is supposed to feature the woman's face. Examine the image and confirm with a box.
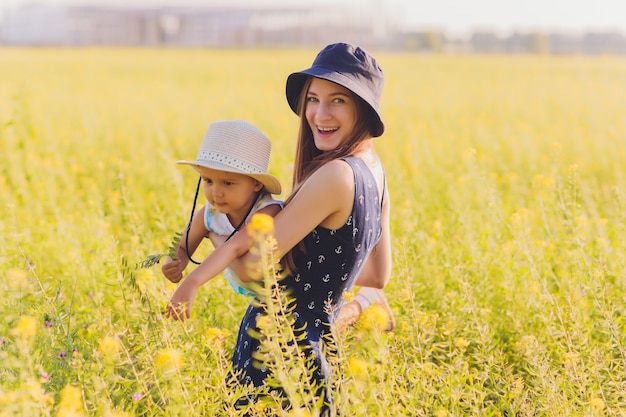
[305,77,358,152]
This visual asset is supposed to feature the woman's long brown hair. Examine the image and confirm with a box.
[281,76,378,273]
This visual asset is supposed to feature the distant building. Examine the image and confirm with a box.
[0,3,392,49]
[1,3,625,54]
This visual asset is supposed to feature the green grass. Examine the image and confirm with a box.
[1,47,626,416]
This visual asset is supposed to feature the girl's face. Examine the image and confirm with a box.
[200,168,263,224]
[305,77,358,152]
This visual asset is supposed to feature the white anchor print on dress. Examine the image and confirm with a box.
[355,243,361,252]
[318,254,325,263]
[359,195,364,205]
[341,273,349,281]
[322,274,330,282]
[346,215,352,225]
[306,261,312,270]
[352,227,358,237]
[312,229,320,243]
[314,318,322,327]
[308,301,315,309]
[303,282,312,291]
[335,245,342,254]
[294,272,301,282]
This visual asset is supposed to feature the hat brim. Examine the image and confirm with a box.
[177,159,282,195]
[286,70,384,137]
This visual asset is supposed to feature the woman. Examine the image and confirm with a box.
[166,42,391,412]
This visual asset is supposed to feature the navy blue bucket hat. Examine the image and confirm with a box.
[285,42,385,137]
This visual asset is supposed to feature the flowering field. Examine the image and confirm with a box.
[1,47,626,416]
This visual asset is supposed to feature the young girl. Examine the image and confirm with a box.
[161,119,283,297]
[166,43,392,413]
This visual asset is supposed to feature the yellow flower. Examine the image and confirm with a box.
[455,337,470,350]
[347,357,368,378]
[359,304,390,332]
[99,335,122,359]
[10,315,38,341]
[590,397,605,410]
[205,327,227,343]
[154,348,184,375]
[434,409,448,417]
[57,385,83,413]
[248,213,274,236]
[342,289,356,303]
[256,314,271,330]
[288,408,312,417]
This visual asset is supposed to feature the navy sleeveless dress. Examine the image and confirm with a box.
[231,156,383,397]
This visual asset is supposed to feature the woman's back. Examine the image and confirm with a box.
[283,156,383,335]
[232,156,383,385]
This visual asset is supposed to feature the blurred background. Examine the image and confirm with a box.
[1,0,626,54]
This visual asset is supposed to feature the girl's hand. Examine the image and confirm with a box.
[161,257,184,283]
[166,280,198,321]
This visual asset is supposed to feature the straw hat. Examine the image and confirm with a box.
[177,120,281,194]
[285,42,385,137]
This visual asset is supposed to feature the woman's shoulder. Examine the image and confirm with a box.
[310,159,354,189]
[290,159,355,205]
[319,158,354,174]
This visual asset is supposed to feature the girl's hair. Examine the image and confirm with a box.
[281,76,377,272]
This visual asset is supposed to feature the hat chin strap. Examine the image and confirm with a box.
[185,177,260,265]
[225,191,261,242]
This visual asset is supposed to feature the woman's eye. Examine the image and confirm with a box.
[306,96,318,102]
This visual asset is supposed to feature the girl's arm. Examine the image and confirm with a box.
[166,225,253,320]
[161,206,208,283]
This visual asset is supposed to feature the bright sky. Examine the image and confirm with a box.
[2,0,626,35]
